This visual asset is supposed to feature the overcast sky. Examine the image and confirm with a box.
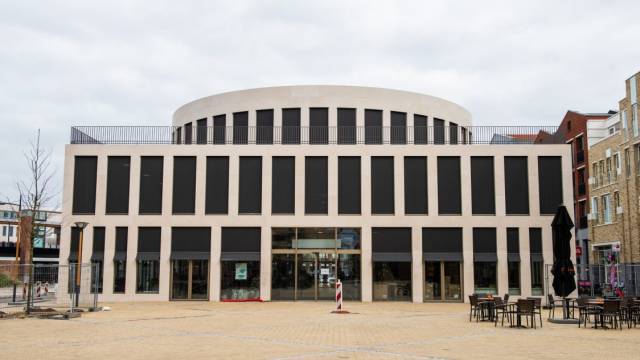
[1,1,639,207]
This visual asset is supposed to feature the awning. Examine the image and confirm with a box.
[372,252,412,262]
[136,252,160,261]
[473,253,498,262]
[114,251,127,261]
[423,252,463,261]
[90,251,104,261]
[221,252,260,261]
[530,253,544,262]
[507,253,521,262]
[170,251,210,260]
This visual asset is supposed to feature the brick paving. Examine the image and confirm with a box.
[2,302,638,359]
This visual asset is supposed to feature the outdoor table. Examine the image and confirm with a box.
[478,297,496,322]
[507,303,527,328]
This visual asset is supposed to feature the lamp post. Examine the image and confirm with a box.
[74,221,88,308]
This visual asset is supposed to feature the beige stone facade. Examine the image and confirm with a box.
[588,71,640,264]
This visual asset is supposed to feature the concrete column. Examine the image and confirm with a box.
[496,225,508,296]
[328,155,338,216]
[542,224,555,297]
[427,156,438,215]
[95,155,108,217]
[356,108,364,144]
[328,106,337,144]
[382,110,391,144]
[395,155,404,215]
[520,227,532,298]
[195,155,207,215]
[125,227,137,295]
[295,155,304,216]
[162,156,173,217]
[411,226,423,303]
[228,155,239,215]
[262,156,272,216]
[129,155,141,216]
[529,156,541,216]
[361,226,373,302]
[102,226,115,296]
[273,108,282,144]
[248,110,256,144]
[463,226,474,301]
[159,225,171,300]
[494,155,506,216]
[300,107,310,143]
[260,226,272,300]
[460,156,472,217]
[210,226,221,301]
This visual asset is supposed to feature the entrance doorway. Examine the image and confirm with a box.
[171,260,209,300]
[424,261,462,301]
[297,252,336,300]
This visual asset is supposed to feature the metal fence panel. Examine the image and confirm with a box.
[546,263,640,298]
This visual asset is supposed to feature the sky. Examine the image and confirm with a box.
[1,0,639,208]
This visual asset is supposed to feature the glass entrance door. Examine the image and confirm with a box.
[424,261,462,301]
[295,252,336,300]
[171,260,209,300]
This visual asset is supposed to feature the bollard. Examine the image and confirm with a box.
[331,279,349,314]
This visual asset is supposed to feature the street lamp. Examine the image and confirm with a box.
[74,221,88,308]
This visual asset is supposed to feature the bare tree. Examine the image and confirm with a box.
[13,129,57,313]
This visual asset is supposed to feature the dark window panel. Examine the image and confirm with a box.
[372,227,411,253]
[138,227,161,253]
[305,156,328,214]
[171,227,211,253]
[175,127,182,145]
[437,156,461,215]
[422,228,463,253]
[507,228,519,254]
[139,156,163,214]
[538,156,563,215]
[282,108,301,144]
[272,157,295,214]
[205,156,229,214]
[233,111,249,144]
[404,156,428,214]
[184,122,192,144]
[449,122,458,145]
[371,156,394,214]
[172,156,197,214]
[221,227,261,253]
[473,228,497,253]
[309,107,328,144]
[434,118,445,144]
[391,111,406,144]
[92,227,105,253]
[256,109,274,144]
[213,114,226,144]
[529,228,543,254]
[504,157,530,215]
[337,108,356,144]
[115,227,128,253]
[72,156,98,214]
[414,114,428,144]
[106,156,131,214]
[196,118,207,144]
[365,109,383,144]
[238,156,262,214]
[338,157,361,214]
[471,156,495,215]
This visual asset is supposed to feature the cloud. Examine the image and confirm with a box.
[1,0,639,204]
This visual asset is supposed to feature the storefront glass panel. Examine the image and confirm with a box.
[373,261,411,301]
[424,261,441,300]
[338,254,361,300]
[508,261,521,295]
[271,254,295,300]
[136,260,160,293]
[443,262,462,300]
[221,260,260,300]
[338,228,361,250]
[474,262,497,294]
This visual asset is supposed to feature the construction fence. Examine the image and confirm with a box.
[545,263,640,299]
[0,263,99,314]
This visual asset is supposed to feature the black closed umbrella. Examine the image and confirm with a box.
[551,205,577,319]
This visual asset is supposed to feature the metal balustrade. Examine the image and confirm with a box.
[70,125,561,145]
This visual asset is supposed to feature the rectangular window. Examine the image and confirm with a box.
[256,109,274,144]
[184,122,192,144]
[633,104,638,137]
[372,228,412,301]
[538,156,563,215]
[106,156,131,214]
[113,227,128,294]
[437,156,461,215]
[72,156,98,214]
[196,118,207,144]
[449,122,458,145]
[529,227,544,296]
[90,227,105,293]
[414,114,428,144]
[434,118,445,144]
[272,157,295,214]
[309,107,328,144]
[238,156,262,214]
[136,227,160,293]
[220,228,261,300]
[504,156,529,215]
[506,228,520,295]
[470,156,495,215]
[602,194,612,224]
[213,114,226,144]
[338,156,361,214]
[390,111,406,144]
[233,111,249,144]
[175,127,182,144]
[404,156,428,214]
[282,108,301,144]
[205,156,229,214]
[305,156,328,214]
[365,109,383,144]
[337,108,356,144]
[473,228,497,294]
[172,156,197,214]
[371,156,394,214]
[139,156,163,215]
[625,148,631,177]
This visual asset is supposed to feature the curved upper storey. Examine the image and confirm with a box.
[172,85,472,128]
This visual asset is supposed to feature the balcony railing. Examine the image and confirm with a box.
[70,125,560,145]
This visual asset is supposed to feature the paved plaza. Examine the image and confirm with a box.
[2,301,638,359]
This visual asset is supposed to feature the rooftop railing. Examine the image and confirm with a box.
[70,126,561,145]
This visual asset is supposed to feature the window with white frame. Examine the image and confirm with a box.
[625,148,631,177]
[633,104,639,137]
[602,194,612,224]
[622,110,628,140]
[591,197,599,224]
